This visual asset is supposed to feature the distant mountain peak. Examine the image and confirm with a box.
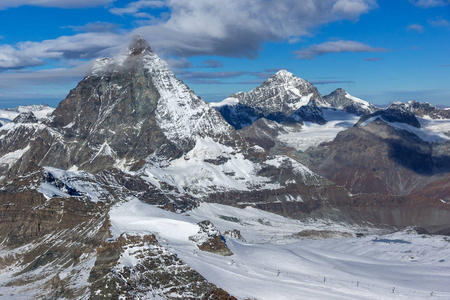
[324,88,377,116]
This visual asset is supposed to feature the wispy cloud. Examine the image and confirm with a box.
[198,59,223,68]
[311,80,354,85]
[0,32,122,70]
[66,22,120,33]
[382,88,448,102]
[178,70,247,80]
[430,17,449,27]
[407,24,425,33]
[165,57,193,69]
[409,0,450,8]
[236,80,265,85]
[109,0,166,17]
[294,40,388,59]
[0,0,114,9]
[0,62,91,106]
[364,57,382,61]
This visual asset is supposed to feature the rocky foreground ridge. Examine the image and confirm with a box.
[1,36,450,298]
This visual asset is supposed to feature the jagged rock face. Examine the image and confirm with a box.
[213,70,326,128]
[323,88,378,116]
[49,36,241,172]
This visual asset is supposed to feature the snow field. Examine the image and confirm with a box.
[109,199,450,299]
[278,108,360,151]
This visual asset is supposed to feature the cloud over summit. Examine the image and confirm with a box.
[130,0,377,57]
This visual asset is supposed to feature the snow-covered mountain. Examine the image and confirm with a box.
[1,37,450,299]
[323,88,378,116]
[212,70,326,129]
[49,36,242,172]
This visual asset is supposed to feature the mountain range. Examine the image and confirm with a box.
[1,37,450,299]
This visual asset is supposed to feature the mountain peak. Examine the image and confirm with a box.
[323,89,378,116]
[270,69,295,82]
[128,35,153,56]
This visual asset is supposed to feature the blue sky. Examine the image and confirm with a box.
[0,0,449,108]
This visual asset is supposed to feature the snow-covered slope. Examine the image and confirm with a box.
[108,198,450,300]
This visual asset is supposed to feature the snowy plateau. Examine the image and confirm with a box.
[1,37,450,299]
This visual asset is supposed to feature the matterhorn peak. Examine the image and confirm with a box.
[128,35,153,56]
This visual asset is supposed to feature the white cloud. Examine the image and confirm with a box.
[0,62,91,105]
[165,57,193,69]
[294,40,388,59]
[409,0,450,8]
[332,0,374,18]
[0,0,379,70]
[0,0,115,9]
[0,33,122,70]
[124,0,378,57]
[407,24,425,32]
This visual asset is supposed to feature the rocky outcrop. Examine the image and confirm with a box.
[89,234,234,299]
[189,220,233,256]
